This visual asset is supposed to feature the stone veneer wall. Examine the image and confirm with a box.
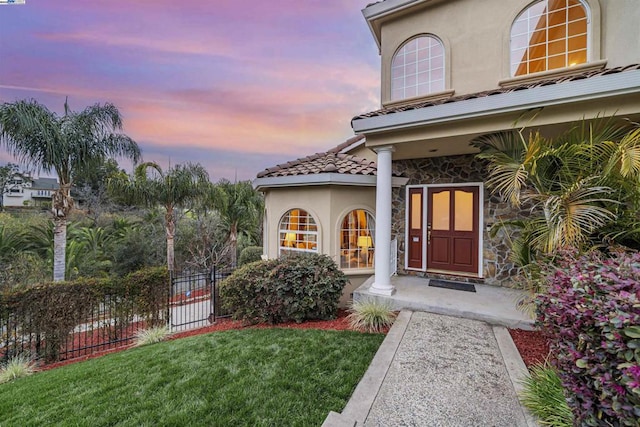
[392,154,526,287]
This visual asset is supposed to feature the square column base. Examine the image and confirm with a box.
[369,284,396,296]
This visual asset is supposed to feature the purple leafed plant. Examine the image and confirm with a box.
[536,249,640,426]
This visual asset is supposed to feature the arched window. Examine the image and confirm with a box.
[339,210,375,269]
[391,35,445,101]
[278,209,318,255]
[511,0,588,77]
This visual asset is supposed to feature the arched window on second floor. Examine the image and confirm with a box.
[339,209,375,269]
[391,35,445,102]
[511,0,589,77]
[278,208,318,255]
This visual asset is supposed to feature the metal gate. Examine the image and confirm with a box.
[169,267,233,331]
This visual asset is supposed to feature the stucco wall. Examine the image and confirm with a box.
[262,185,376,304]
[391,154,527,287]
[378,0,639,104]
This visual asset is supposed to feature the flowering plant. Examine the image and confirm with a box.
[536,249,640,426]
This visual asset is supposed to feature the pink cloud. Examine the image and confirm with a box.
[37,31,233,58]
[0,0,380,180]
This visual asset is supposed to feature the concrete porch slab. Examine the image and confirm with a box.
[353,275,535,330]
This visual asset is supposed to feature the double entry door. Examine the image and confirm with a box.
[408,185,480,274]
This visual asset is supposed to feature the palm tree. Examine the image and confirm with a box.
[473,118,640,260]
[0,224,25,260]
[207,179,263,267]
[108,162,210,271]
[0,98,141,281]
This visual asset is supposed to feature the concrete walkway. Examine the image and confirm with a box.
[323,295,539,426]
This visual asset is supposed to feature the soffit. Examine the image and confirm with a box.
[354,64,640,121]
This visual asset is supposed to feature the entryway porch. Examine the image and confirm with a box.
[353,274,535,330]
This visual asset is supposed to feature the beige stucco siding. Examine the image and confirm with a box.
[262,185,376,305]
[348,145,377,162]
[264,186,376,261]
[378,0,638,104]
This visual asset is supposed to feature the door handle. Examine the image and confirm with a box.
[427,230,431,244]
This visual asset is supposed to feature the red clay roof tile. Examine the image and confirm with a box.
[256,135,400,178]
[352,64,640,120]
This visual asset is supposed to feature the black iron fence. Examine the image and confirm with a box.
[0,266,235,365]
[1,294,153,363]
[169,267,234,331]
[0,268,170,364]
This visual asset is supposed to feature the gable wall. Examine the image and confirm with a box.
[378,0,640,104]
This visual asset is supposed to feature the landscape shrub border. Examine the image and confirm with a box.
[0,267,169,363]
[220,253,348,325]
[536,249,640,426]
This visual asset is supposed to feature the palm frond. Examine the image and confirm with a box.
[473,130,529,206]
[604,127,640,179]
[533,180,616,253]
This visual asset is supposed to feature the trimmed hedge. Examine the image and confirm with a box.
[238,246,263,266]
[537,250,640,426]
[220,253,347,324]
[0,267,169,362]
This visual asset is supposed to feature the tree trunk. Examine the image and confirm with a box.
[229,223,238,267]
[53,217,67,282]
[51,184,73,282]
[165,206,175,271]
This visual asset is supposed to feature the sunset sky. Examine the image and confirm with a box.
[0,0,380,181]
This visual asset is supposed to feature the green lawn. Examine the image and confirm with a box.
[0,328,383,427]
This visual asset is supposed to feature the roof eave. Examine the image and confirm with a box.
[339,136,367,154]
[352,70,640,134]
[362,0,431,52]
[253,173,408,191]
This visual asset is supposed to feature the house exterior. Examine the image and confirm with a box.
[255,0,640,300]
[2,176,58,208]
[254,135,408,304]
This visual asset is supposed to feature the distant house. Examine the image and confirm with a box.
[3,175,58,208]
[256,0,640,301]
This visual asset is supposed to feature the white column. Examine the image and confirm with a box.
[370,146,395,296]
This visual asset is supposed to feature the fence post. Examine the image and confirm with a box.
[167,270,173,328]
[208,267,215,324]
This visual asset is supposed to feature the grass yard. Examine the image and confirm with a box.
[0,328,384,427]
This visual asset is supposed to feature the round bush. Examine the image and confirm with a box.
[219,253,347,324]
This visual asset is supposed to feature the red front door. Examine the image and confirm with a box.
[407,188,423,269]
[427,186,479,274]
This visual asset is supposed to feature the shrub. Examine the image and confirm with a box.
[347,299,396,333]
[519,362,573,426]
[0,354,35,384]
[220,253,347,324]
[238,246,263,266]
[219,259,277,324]
[536,249,640,426]
[0,267,169,362]
[0,252,49,291]
[134,326,171,347]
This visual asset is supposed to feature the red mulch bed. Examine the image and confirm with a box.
[38,311,547,372]
[508,328,551,368]
[171,309,354,340]
[38,310,354,371]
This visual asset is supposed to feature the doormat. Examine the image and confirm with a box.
[428,279,476,293]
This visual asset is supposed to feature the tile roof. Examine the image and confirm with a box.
[353,64,640,120]
[31,178,58,189]
[256,135,388,178]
